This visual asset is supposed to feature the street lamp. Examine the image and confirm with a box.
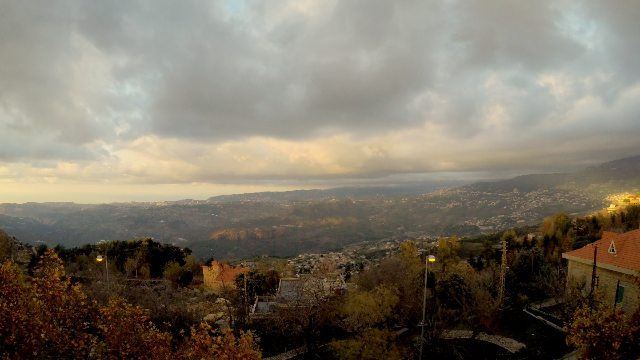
[96,253,109,289]
[419,254,436,360]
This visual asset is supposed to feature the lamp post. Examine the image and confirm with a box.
[419,254,436,360]
[96,253,109,290]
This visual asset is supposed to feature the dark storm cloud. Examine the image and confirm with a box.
[581,1,640,93]
[0,1,108,144]
[146,0,444,139]
[452,0,584,70]
[1,0,640,181]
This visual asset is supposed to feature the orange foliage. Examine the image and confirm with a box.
[96,298,173,360]
[0,250,96,359]
[178,323,261,360]
[0,250,262,359]
[567,301,640,359]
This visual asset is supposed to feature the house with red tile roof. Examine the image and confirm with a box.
[563,229,640,312]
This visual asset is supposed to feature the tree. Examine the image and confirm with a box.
[164,261,183,283]
[338,285,399,332]
[0,230,13,261]
[355,241,424,325]
[178,323,261,360]
[270,273,341,353]
[506,247,560,304]
[97,298,173,360]
[331,283,405,359]
[471,277,501,331]
[434,261,499,330]
[1,250,263,359]
[623,205,640,231]
[331,328,402,360]
[234,269,280,325]
[0,250,97,359]
[436,272,472,313]
[540,213,574,260]
[567,301,640,360]
[437,236,460,273]
[124,257,139,278]
[139,263,151,279]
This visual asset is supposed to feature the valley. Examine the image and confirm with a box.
[1,156,639,259]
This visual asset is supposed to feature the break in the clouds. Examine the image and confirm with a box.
[1,0,640,201]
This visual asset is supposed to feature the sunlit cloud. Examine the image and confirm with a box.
[1,0,640,202]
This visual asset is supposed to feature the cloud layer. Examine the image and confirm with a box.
[1,0,640,200]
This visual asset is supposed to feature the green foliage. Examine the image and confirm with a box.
[236,269,280,298]
[338,285,399,332]
[539,213,574,261]
[573,205,640,249]
[501,229,518,248]
[433,262,501,331]
[0,230,12,261]
[436,272,473,312]
[58,238,192,280]
[355,241,424,325]
[437,235,460,272]
[621,205,640,231]
[330,328,402,360]
[506,247,562,304]
[163,261,193,286]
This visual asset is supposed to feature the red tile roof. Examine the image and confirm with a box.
[563,229,640,273]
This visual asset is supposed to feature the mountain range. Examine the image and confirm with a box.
[1,155,639,259]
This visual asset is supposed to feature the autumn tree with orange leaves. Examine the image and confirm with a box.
[178,323,261,360]
[0,250,96,359]
[0,250,262,359]
[95,298,173,359]
[567,299,640,360]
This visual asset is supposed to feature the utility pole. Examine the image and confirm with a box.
[244,274,249,318]
[105,254,110,291]
[419,255,436,360]
[589,244,598,310]
[498,236,507,305]
[613,279,621,309]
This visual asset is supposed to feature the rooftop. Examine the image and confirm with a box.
[563,229,640,274]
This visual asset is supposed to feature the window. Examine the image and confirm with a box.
[608,241,617,255]
[615,284,625,304]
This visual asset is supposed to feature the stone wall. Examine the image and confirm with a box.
[202,261,249,293]
[202,264,223,291]
[567,260,639,313]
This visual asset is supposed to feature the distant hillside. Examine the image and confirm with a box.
[468,155,640,193]
[468,173,570,192]
[205,181,465,203]
[0,228,34,267]
[578,155,640,184]
[0,214,56,244]
[0,155,639,259]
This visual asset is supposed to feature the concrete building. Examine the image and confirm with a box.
[250,275,346,319]
[563,229,640,313]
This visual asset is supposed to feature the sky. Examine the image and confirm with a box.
[1,0,640,203]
